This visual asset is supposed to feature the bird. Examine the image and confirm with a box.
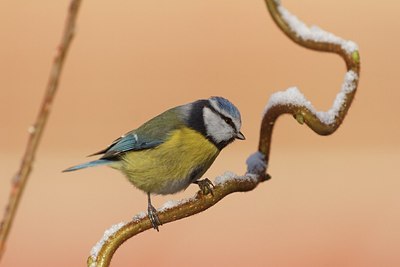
[63,96,245,230]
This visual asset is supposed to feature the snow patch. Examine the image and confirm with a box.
[246,152,267,174]
[158,198,192,212]
[277,5,358,54]
[90,222,126,263]
[264,70,358,125]
[214,171,258,186]
[132,211,147,222]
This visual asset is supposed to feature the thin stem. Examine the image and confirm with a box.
[0,0,83,261]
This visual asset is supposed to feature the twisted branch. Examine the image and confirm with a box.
[0,0,83,261]
[260,0,360,162]
[88,0,361,266]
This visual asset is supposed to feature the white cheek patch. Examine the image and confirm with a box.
[203,107,235,143]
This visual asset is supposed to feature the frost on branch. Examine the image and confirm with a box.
[264,70,358,125]
[246,152,267,174]
[89,222,126,267]
[158,198,193,212]
[277,5,358,54]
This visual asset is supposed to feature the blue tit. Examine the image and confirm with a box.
[63,96,245,230]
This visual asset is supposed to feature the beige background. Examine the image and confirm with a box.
[1,0,399,266]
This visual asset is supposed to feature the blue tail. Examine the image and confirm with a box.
[63,159,111,172]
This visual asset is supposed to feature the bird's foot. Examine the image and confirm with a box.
[194,178,215,196]
[147,203,162,231]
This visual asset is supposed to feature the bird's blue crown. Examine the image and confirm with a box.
[209,96,241,121]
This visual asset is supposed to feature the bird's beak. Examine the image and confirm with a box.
[236,131,246,140]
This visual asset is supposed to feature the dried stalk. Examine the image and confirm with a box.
[88,0,361,266]
[0,0,83,261]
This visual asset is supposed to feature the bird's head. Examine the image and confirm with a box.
[184,96,244,150]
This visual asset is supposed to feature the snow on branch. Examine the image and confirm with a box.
[264,70,358,125]
[265,0,360,69]
[277,5,358,55]
[89,222,127,267]
[246,152,267,174]
[87,172,269,267]
[259,0,360,163]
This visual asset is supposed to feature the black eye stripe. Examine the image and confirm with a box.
[211,107,236,130]
[222,116,235,129]
[206,104,237,131]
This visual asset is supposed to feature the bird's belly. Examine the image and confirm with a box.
[120,128,219,195]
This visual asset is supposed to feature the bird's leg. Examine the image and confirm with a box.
[193,178,215,196]
[147,192,162,231]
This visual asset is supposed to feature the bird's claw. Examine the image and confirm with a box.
[148,204,162,231]
[195,178,215,196]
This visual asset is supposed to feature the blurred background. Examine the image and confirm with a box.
[1,0,399,266]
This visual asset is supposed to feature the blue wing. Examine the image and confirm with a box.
[90,107,184,160]
[90,131,164,160]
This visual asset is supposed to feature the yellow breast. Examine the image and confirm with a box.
[119,127,219,195]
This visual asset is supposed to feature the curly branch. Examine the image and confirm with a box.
[88,0,361,266]
[259,0,360,162]
[0,0,83,261]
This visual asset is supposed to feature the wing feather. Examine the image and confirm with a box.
[91,107,184,160]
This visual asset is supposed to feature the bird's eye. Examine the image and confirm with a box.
[224,117,233,126]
